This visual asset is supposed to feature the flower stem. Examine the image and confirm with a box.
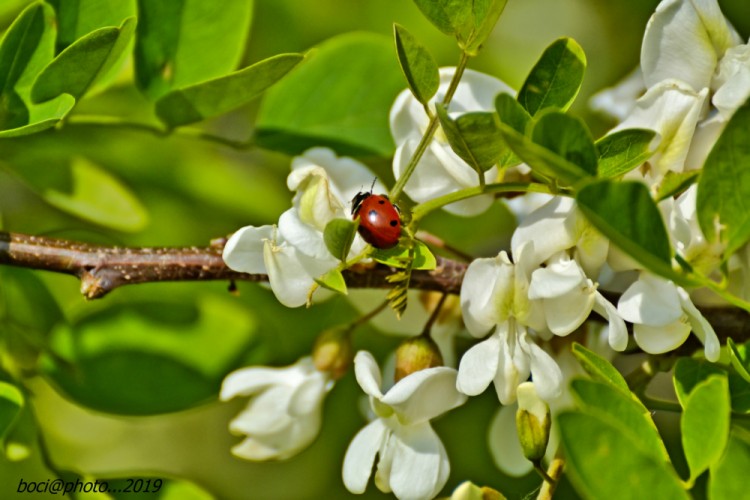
[536,455,564,500]
[389,52,472,203]
[420,292,449,337]
[690,272,750,313]
[410,182,556,222]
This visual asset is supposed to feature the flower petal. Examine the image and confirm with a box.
[354,351,384,399]
[592,292,629,351]
[292,147,383,203]
[633,320,691,354]
[618,274,683,325]
[222,225,273,274]
[677,287,720,361]
[288,371,329,417]
[390,422,449,500]
[262,237,317,308]
[343,419,389,494]
[278,208,336,262]
[523,339,563,402]
[220,360,307,400]
[460,254,514,336]
[641,0,741,90]
[488,404,533,477]
[383,367,467,424]
[511,197,579,267]
[457,331,501,396]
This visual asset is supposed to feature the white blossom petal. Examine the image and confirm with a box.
[288,372,329,416]
[278,208,336,262]
[641,0,741,90]
[618,274,683,326]
[456,331,501,396]
[677,287,720,361]
[222,225,273,274]
[712,43,750,118]
[633,320,691,354]
[390,422,449,500]
[592,293,629,351]
[589,67,645,121]
[511,197,580,267]
[523,341,563,402]
[460,254,514,336]
[354,351,385,400]
[343,419,389,494]
[383,367,467,424]
[228,387,293,435]
[220,365,293,400]
[262,237,317,308]
[488,404,533,476]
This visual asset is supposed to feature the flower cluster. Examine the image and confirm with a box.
[217,1,746,498]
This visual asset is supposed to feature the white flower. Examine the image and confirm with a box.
[617,273,720,361]
[223,147,379,307]
[342,351,466,500]
[457,245,562,404]
[220,357,332,461]
[528,252,627,351]
[391,68,514,216]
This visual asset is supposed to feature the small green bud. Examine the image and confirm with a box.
[450,481,506,500]
[394,336,443,382]
[312,327,352,380]
[515,382,551,462]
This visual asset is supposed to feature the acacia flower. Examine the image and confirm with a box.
[220,357,333,461]
[223,147,380,307]
[457,243,562,405]
[342,351,466,500]
[390,67,514,216]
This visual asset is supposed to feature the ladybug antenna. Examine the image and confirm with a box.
[370,178,377,193]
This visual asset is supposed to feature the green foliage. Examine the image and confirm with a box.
[459,0,508,55]
[315,268,348,295]
[709,433,750,499]
[436,106,505,175]
[728,338,750,384]
[673,357,750,414]
[517,37,586,116]
[596,128,656,179]
[655,170,700,201]
[558,411,688,500]
[134,0,253,98]
[41,296,257,415]
[576,180,683,283]
[155,53,304,128]
[393,23,439,106]
[494,92,530,133]
[697,100,750,260]
[0,2,75,136]
[0,382,24,442]
[571,343,629,393]
[371,240,436,270]
[255,32,404,157]
[31,18,136,102]
[324,218,359,262]
[531,111,597,177]
[410,0,471,37]
[680,375,730,482]
[45,0,136,51]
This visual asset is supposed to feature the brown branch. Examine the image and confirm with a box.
[0,232,463,299]
[0,231,748,342]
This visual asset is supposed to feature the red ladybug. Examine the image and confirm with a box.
[351,187,402,249]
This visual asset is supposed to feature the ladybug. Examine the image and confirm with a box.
[351,184,402,249]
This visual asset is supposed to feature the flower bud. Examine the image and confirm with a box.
[515,382,551,462]
[394,336,443,382]
[450,481,505,500]
[312,327,352,380]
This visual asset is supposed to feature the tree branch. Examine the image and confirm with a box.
[0,231,748,342]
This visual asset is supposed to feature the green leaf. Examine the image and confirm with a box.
[324,218,359,262]
[372,240,436,270]
[0,2,75,135]
[495,92,530,134]
[497,122,592,185]
[410,0,471,36]
[681,375,730,481]
[460,0,508,55]
[673,357,726,407]
[655,170,700,202]
[517,37,586,116]
[558,411,689,500]
[596,128,656,179]
[393,24,439,106]
[571,342,629,393]
[155,53,304,128]
[315,268,348,295]
[436,106,505,174]
[697,101,750,259]
[45,0,136,51]
[42,295,256,415]
[576,180,683,283]
[728,338,750,384]
[570,379,669,462]
[134,0,253,98]
[709,433,750,500]
[0,382,24,442]
[531,111,597,177]
[31,18,136,102]
[38,156,149,232]
[256,33,404,157]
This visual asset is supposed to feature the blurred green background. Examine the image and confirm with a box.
[0,0,748,498]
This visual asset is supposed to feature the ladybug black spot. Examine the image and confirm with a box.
[378,199,385,204]
[390,220,398,227]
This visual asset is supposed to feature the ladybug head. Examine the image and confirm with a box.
[351,178,379,215]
